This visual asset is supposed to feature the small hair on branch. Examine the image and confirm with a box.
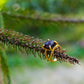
[0,28,79,64]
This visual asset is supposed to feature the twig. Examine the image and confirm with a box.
[0,28,79,64]
[2,12,84,23]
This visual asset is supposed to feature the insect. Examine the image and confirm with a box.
[42,39,61,62]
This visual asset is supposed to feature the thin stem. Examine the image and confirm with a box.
[0,12,4,28]
[2,12,84,23]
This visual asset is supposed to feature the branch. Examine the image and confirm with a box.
[0,28,79,64]
[2,12,84,23]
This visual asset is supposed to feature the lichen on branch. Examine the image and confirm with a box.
[0,28,79,64]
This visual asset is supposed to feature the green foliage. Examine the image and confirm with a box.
[3,0,84,14]
[0,0,8,11]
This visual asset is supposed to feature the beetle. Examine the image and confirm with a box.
[42,39,61,62]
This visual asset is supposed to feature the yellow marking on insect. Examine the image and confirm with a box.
[42,40,61,62]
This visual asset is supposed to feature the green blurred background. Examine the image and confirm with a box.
[1,0,84,84]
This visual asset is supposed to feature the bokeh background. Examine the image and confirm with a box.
[1,0,84,84]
